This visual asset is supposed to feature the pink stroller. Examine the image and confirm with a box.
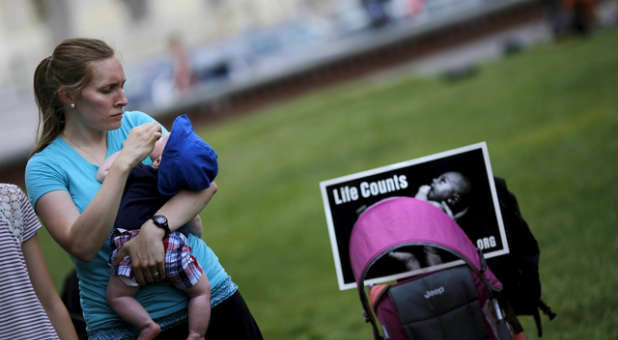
[349,197,512,339]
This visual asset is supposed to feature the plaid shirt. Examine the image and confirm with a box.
[110,228,203,289]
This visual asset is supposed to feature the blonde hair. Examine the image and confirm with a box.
[31,38,114,156]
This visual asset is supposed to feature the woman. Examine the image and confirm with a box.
[0,183,78,340]
[25,38,262,340]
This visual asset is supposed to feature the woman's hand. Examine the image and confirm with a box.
[113,182,219,285]
[113,222,166,285]
[113,122,162,171]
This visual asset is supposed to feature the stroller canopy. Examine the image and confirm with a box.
[349,196,501,288]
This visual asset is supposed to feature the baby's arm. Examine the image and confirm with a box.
[97,152,120,183]
[414,185,445,211]
[414,184,431,200]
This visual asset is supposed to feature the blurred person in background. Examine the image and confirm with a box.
[168,33,195,92]
[152,33,196,106]
[361,0,392,28]
[0,183,78,340]
[26,38,262,340]
[549,0,598,38]
[565,0,597,35]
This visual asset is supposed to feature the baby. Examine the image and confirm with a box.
[98,115,217,340]
[414,171,472,220]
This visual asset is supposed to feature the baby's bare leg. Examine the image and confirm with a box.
[107,275,161,339]
[182,275,211,340]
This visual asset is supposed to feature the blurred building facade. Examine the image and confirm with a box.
[4,0,605,185]
[0,0,336,94]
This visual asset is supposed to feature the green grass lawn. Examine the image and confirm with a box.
[39,28,617,339]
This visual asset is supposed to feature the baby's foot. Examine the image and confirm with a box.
[138,322,161,340]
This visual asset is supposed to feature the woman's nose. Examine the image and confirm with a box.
[117,89,128,107]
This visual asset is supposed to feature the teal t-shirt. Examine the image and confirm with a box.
[25,111,233,334]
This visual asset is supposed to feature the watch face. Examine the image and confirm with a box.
[153,215,168,226]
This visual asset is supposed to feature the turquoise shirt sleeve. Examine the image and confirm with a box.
[25,148,69,209]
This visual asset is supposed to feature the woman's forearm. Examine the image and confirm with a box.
[154,182,218,231]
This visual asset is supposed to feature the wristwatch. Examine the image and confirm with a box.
[151,215,170,239]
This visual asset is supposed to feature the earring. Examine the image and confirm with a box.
[70,103,75,109]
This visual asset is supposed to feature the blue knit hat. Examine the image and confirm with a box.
[157,114,218,196]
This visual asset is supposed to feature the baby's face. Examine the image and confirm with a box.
[428,173,459,201]
[151,133,170,169]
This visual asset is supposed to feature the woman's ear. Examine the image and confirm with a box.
[57,86,75,107]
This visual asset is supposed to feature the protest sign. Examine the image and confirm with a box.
[320,142,509,290]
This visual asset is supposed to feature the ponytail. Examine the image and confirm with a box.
[31,56,65,156]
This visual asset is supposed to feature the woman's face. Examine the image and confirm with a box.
[74,56,128,131]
